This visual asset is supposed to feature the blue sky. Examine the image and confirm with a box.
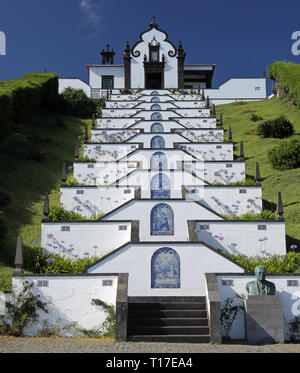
[0,0,299,93]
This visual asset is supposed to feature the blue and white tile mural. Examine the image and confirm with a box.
[151,91,159,96]
[151,112,162,120]
[151,247,180,288]
[150,173,171,199]
[150,203,174,235]
[150,151,168,169]
[151,122,164,132]
[150,135,165,148]
[151,96,160,102]
[150,103,161,111]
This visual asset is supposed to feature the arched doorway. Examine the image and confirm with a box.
[150,173,171,199]
[150,203,174,235]
[150,151,168,170]
[150,135,165,149]
[151,247,180,288]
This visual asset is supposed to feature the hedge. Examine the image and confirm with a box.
[268,61,300,107]
[0,72,58,139]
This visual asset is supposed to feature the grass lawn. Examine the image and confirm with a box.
[216,97,300,254]
[0,112,91,291]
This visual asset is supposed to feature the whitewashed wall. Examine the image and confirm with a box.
[73,161,138,185]
[91,129,139,143]
[179,143,234,161]
[216,274,300,341]
[11,275,118,336]
[126,149,195,168]
[129,120,185,132]
[97,118,141,129]
[88,243,244,296]
[176,129,224,142]
[41,221,132,258]
[116,170,205,198]
[102,109,141,118]
[172,100,206,108]
[186,185,262,216]
[126,133,189,148]
[204,78,266,104]
[102,200,223,241]
[89,66,125,89]
[84,143,140,161]
[173,108,211,117]
[195,221,286,256]
[183,161,245,184]
[59,78,91,97]
[175,118,217,128]
[130,28,178,89]
[106,101,141,109]
[60,186,136,218]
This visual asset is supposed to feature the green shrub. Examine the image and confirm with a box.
[257,115,294,138]
[269,61,300,107]
[268,140,300,170]
[223,210,276,221]
[228,251,298,273]
[0,73,58,139]
[32,247,100,274]
[250,113,263,122]
[48,205,84,221]
[59,88,97,118]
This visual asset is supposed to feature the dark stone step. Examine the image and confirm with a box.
[127,335,211,343]
[128,326,210,336]
[128,296,206,303]
[128,302,206,311]
[128,310,208,318]
[128,317,209,327]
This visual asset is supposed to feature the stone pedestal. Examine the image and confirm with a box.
[244,296,284,344]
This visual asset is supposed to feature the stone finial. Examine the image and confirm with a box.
[13,236,24,276]
[61,162,67,186]
[125,40,130,50]
[228,125,232,141]
[84,125,89,142]
[219,114,223,128]
[43,192,50,222]
[74,143,79,161]
[255,162,261,184]
[239,141,244,160]
[212,104,216,116]
[197,84,201,95]
[206,95,210,108]
[276,192,284,221]
[92,113,96,129]
[201,89,205,101]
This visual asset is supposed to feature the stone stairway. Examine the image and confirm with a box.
[127,296,210,343]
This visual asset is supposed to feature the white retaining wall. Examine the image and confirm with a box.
[175,118,217,128]
[73,161,138,185]
[41,221,132,258]
[186,185,262,216]
[84,143,140,161]
[10,275,118,336]
[60,186,136,218]
[102,200,223,241]
[195,221,286,256]
[127,133,189,148]
[129,120,185,132]
[179,143,234,161]
[88,243,244,296]
[58,78,91,97]
[91,129,139,143]
[97,118,142,129]
[176,129,224,142]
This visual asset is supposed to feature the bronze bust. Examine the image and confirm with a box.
[246,265,276,296]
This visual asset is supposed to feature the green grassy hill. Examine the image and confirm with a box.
[216,97,300,250]
[0,111,89,290]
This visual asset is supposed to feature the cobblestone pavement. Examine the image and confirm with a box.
[1,337,300,353]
